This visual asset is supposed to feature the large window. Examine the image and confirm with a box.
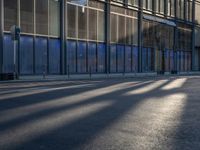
[4,0,18,31]
[110,5,138,45]
[143,20,174,50]
[177,25,192,51]
[67,0,105,41]
[36,0,48,35]
[142,20,155,48]
[4,0,60,36]
[20,0,34,33]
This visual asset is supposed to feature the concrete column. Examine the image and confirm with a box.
[60,0,66,74]
[105,0,110,74]
[192,0,196,71]
[0,0,3,74]
[138,0,143,73]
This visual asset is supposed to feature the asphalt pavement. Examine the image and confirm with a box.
[0,76,200,150]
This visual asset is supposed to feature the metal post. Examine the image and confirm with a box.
[192,0,196,71]
[13,40,19,79]
[89,66,92,79]
[14,41,16,77]
[60,0,66,75]
[138,0,143,73]
[105,0,110,75]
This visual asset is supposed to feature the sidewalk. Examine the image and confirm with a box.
[1,72,200,83]
[19,73,157,81]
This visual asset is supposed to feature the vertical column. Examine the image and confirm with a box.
[164,0,167,17]
[60,0,66,74]
[174,0,178,72]
[152,0,158,72]
[0,0,3,74]
[105,0,110,74]
[192,0,195,71]
[124,0,128,74]
[138,0,143,73]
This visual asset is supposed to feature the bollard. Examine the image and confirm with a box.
[89,66,92,79]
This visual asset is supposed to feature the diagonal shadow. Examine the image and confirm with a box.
[0,79,136,111]
[1,79,173,150]
[0,80,152,132]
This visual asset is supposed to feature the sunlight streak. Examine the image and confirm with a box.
[0,81,151,124]
[161,78,187,90]
[0,101,114,149]
[124,80,168,95]
[129,93,187,149]
[80,93,187,150]
[0,84,94,100]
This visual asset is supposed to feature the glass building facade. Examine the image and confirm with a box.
[0,0,199,76]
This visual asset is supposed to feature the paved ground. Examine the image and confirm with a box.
[0,76,200,150]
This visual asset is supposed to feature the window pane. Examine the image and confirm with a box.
[78,6,87,39]
[143,0,146,8]
[118,15,125,44]
[126,17,132,45]
[110,14,117,43]
[88,9,97,40]
[148,0,153,10]
[67,4,77,38]
[160,0,164,14]
[133,19,138,45]
[20,0,34,33]
[36,0,48,35]
[98,11,105,41]
[49,0,60,36]
[171,0,175,16]
[155,0,159,12]
[4,0,18,31]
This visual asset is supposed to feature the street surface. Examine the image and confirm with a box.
[0,76,200,150]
